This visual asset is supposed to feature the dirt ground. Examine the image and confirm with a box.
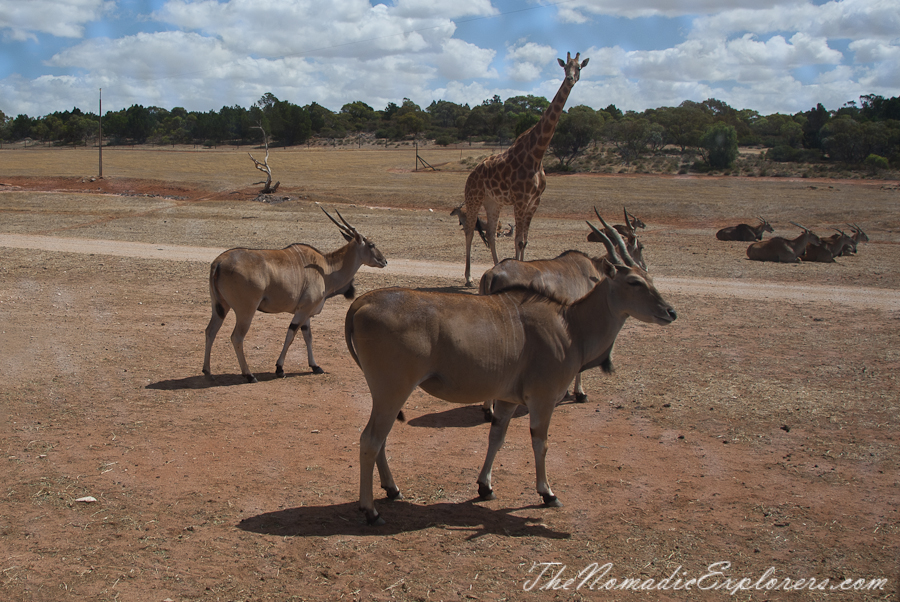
[1,148,899,601]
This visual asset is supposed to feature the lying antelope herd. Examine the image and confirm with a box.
[717,218,869,263]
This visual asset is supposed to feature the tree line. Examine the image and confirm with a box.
[1,92,898,171]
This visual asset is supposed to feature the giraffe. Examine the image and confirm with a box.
[461,51,589,286]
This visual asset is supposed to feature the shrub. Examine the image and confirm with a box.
[700,123,739,169]
[864,154,889,173]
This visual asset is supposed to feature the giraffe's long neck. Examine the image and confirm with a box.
[520,79,574,163]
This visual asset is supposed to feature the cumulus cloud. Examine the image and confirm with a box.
[552,0,801,21]
[156,0,459,60]
[433,38,497,81]
[506,41,557,82]
[1,0,898,119]
[691,0,900,41]
[0,0,113,40]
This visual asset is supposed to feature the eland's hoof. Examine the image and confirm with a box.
[541,493,563,507]
[311,366,325,375]
[275,366,285,378]
[575,393,588,404]
[245,374,258,384]
[482,409,493,422]
[384,487,403,501]
[477,482,496,500]
[363,509,385,526]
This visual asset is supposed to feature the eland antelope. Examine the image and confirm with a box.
[617,207,646,234]
[848,224,869,253]
[345,217,676,525]
[802,229,855,262]
[716,217,774,241]
[746,222,820,263]
[478,209,644,419]
[478,249,605,419]
[587,207,646,270]
[202,208,387,383]
[823,224,867,256]
[450,205,488,248]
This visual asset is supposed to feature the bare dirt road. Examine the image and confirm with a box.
[2,232,898,311]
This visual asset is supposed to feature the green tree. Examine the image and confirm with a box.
[605,117,652,163]
[801,103,830,150]
[395,98,429,138]
[653,101,712,152]
[549,106,603,169]
[124,105,154,143]
[276,101,311,146]
[10,114,35,140]
[700,122,739,169]
[426,100,468,129]
[341,101,377,132]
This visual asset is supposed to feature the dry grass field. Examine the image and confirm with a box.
[1,146,898,601]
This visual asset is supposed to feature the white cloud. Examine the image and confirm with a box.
[506,41,557,82]
[156,0,461,60]
[691,0,900,41]
[552,0,804,20]
[1,0,898,120]
[433,38,497,81]
[0,0,113,41]
[391,0,496,19]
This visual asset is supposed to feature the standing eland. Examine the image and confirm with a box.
[203,208,386,383]
[345,217,675,525]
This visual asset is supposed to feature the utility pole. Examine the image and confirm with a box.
[98,89,103,177]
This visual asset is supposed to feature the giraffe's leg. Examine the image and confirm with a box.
[483,200,502,265]
[463,189,483,287]
[515,195,541,261]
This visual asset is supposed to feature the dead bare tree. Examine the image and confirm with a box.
[248,124,280,194]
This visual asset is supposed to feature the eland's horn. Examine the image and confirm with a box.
[321,206,353,236]
[595,207,636,267]
[623,206,634,233]
[789,221,810,232]
[335,209,358,234]
[586,221,618,263]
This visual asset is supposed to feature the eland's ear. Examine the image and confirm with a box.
[599,257,617,279]
[340,231,353,242]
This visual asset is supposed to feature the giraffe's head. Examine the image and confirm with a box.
[557,52,589,86]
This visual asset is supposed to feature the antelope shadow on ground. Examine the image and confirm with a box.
[236,500,571,539]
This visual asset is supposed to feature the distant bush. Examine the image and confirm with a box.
[865,153,889,173]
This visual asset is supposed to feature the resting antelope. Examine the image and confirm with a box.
[823,224,868,256]
[203,208,387,383]
[848,224,869,252]
[617,207,646,234]
[716,217,774,241]
[746,222,820,263]
[801,229,854,263]
[345,217,676,525]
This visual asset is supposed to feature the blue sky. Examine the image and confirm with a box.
[1,0,899,119]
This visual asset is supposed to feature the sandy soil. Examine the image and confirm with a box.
[0,167,898,602]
